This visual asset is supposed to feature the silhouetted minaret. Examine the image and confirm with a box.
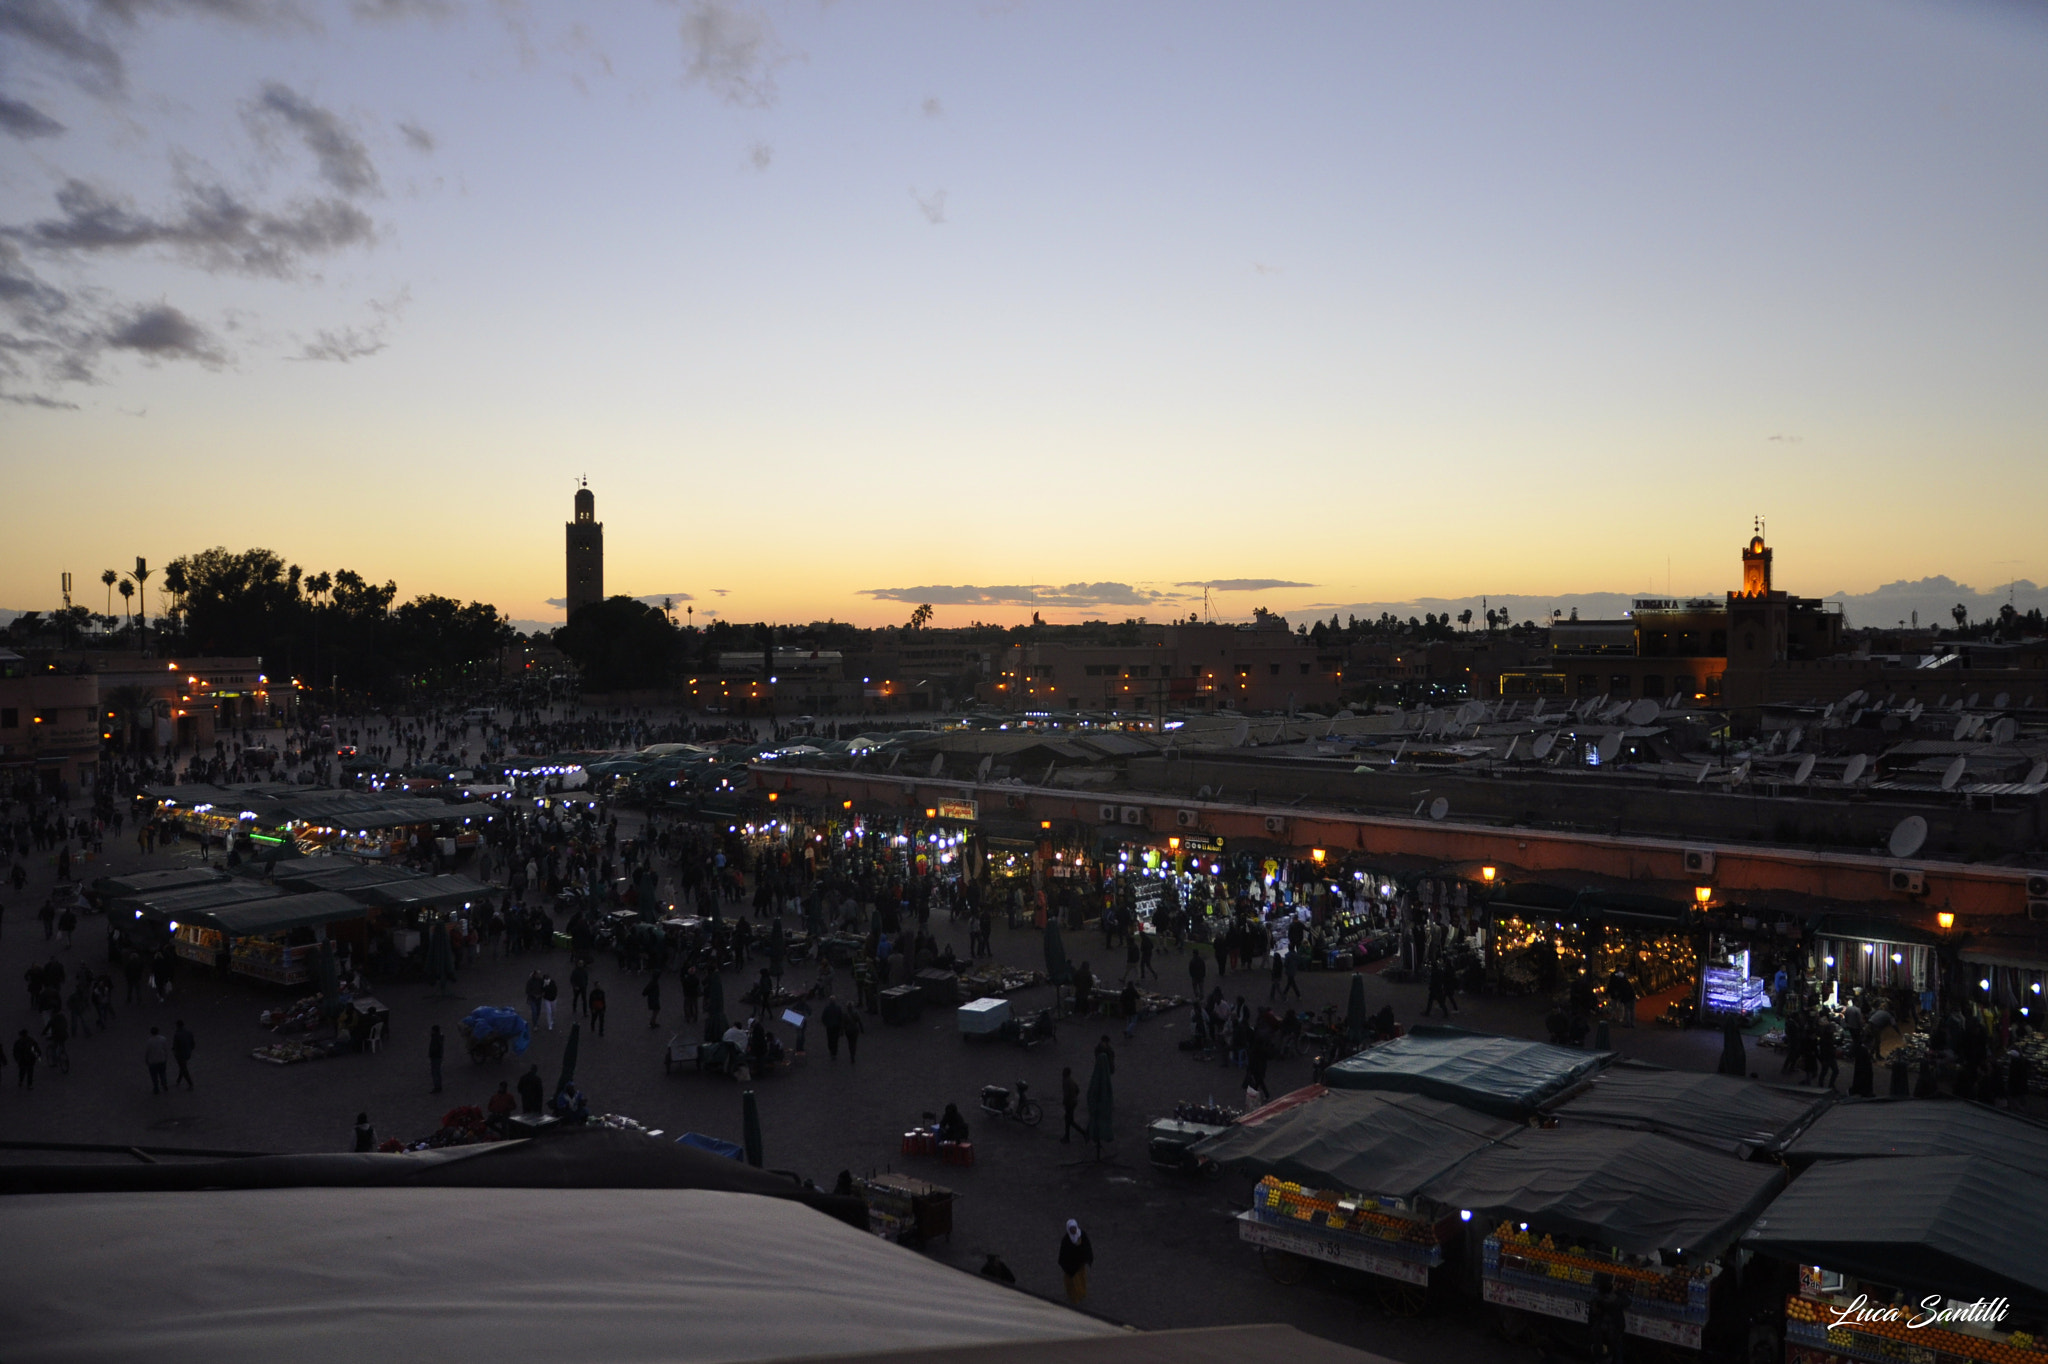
[565,479,603,617]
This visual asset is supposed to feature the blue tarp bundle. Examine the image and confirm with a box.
[461,1007,531,1054]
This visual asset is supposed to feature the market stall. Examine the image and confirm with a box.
[1319,1026,1613,1120]
[1420,1128,1787,1350]
[1740,1154,2048,1364]
[1812,916,1937,1012]
[194,891,368,985]
[1197,1086,1520,1297]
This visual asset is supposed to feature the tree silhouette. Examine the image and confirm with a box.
[117,577,135,638]
[101,568,117,624]
[907,603,935,630]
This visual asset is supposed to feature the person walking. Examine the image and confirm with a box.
[1279,948,1301,1000]
[1057,1219,1094,1303]
[1188,948,1206,999]
[570,959,590,1017]
[588,984,607,1037]
[171,1019,196,1090]
[822,997,843,1060]
[540,974,558,1031]
[427,1024,445,1094]
[144,1025,170,1093]
[15,1029,43,1089]
[643,973,662,1028]
[841,1005,862,1067]
[1060,1066,1082,1143]
[1139,931,1157,981]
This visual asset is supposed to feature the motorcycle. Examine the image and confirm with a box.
[979,1080,1044,1127]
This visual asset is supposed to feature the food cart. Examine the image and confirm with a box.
[1419,1127,1786,1352]
[1741,1153,2048,1364]
[1197,1085,1522,1312]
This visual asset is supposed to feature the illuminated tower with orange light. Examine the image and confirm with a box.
[565,480,603,617]
[1739,520,1772,598]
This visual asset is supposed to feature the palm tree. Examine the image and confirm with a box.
[132,557,152,653]
[101,569,117,626]
[162,560,188,639]
[117,578,135,640]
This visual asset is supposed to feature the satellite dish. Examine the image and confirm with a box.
[1940,756,1967,791]
[1530,699,1547,720]
[1335,709,1355,720]
[2027,760,2048,787]
[975,754,993,781]
[1950,697,1965,713]
[1696,762,1712,785]
[1786,727,1804,754]
[1953,715,1973,743]
[1391,740,1407,764]
[888,752,902,771]
[1502,737,1520,762]
[1456,701,1483,726]
[1965,692,1981,710]
[1822,703,1837,721]
[1845,690,1867,706]
[1909,702,1924,721]
[1532,733,1555,760]
[928,754,944,777]
[1994,717,2018,745]
[1428,797,1450,821]
[1596,731,1622,764]
[1994,692,2011,711]
[1792,753,1816,785]
[1732,762,1751,785]
[1889,815,1928,860]
[1627,699,1660,727]
[1842,754,1869,784]
[1232,719,1251,747]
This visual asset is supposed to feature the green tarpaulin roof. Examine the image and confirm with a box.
[1320,1026,1613,1119]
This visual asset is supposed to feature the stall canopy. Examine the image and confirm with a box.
[193,891,367,938]
[1418,1128,1786,1259]
[1781,1098,2048,1176]
[1192,1086,1521,1197]
[1546,1062,1833,1158]
[359,874,492,910]
[1320,1026,1613,1119]
[1739,1154,2048,1315]
[119,878,290,917]
[270,859,421,895]
[1575,889,1690,927]
[91,866,229,901]
[1486,882,1581,916]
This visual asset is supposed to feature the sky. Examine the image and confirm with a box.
[3,0,2046,632]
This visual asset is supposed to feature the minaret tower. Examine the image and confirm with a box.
[565,477,604,617]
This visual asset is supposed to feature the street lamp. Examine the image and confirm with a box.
[1481,866,1497,884]
[1694,886,1713,906]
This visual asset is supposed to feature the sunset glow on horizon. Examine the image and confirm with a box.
[5,1,2045,630]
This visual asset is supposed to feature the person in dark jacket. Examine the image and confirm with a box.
[517,1064,545,1114]
[171,1019,196,1090]
[1057,1219,1094,1302]
[822,997,844,1060]
[1888,1049,1912,1096]
[353,1112,376,1151]
[588,984,608,1037]
[642,973,661,1028]
[1848,1037,1875,1097]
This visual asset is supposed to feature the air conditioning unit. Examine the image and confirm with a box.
[1098,803,1119,824]
[2027,873,2048,899]
[1120,805,1144,826]
[2028,899,2048,923]
[1265,815,1287,835]
[1175,809,1199,828]
[1683,848,1716,876]
[1890,868,1926,896]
